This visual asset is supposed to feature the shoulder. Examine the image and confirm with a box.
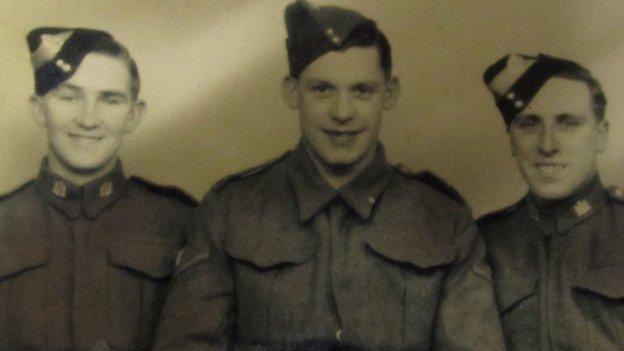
[0,180,39,225]
[129,176,198,208]
[607,186,624,205]
[0,180,37,204]
[211,151,291,193]
[476,200,523,228]
[393,165,466,206]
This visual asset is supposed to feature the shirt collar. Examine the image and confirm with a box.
[286,141,392,222]
[527,175,607,235]
[36,158,128,219]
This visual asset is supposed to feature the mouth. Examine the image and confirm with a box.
[322,129,363,143]
[68,133,104,144]
[534,162,567,176]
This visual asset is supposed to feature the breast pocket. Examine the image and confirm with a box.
[574,265,624,349]
[0,241,48,350]
[224,228,316,345]
[106,241,178,350]
[366,241,455,349]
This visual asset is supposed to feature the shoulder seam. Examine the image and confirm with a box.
[476,200,522,226]
[212,151,291,192]
[394,166,466,205]
[0,179,36,201]
[129,176,198,207]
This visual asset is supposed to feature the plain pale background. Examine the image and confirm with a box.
[1,0,623,217]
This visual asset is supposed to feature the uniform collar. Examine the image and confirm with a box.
[286,141,392,222]
[36,158,128,219]
[526,175,607,235]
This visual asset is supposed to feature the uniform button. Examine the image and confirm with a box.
[336,329,342,342]
[514,100,524,108]
[506,92,515,100]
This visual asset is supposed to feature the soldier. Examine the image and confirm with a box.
[0,27,196,350]
[478,53,624,350]
[154,1,504,350]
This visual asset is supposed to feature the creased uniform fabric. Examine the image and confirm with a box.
[154,143,504,351]
[0,160,195,351]
[478,176,624,351]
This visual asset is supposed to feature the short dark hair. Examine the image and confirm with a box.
[336,23,393,79]
[557,69,606,121]
[90,37,141,100]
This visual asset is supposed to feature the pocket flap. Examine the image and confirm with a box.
[496,275,537,313]
[107,242,177,279]
[574,266,624,300]
[0,241,47,279]
[225,228,315,269]
[366,233,455,269]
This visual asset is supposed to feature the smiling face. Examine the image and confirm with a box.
[283,46,399,178]
[509,78,608,201]
[32,53,143,182]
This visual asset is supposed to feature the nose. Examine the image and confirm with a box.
[76,100,101,130]
[538,125,559,156]
[330,91,355,123]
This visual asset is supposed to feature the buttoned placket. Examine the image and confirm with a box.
[532,190,603,351]
[328,200,349,345]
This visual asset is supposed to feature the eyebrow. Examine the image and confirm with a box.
[56,83,83,92]
[100,91,128,100]
[351,81,380,89]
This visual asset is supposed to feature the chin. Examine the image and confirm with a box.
[530,185,574,202]
[59,154,112,174]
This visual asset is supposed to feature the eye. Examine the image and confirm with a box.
[102,96,124,105]
[58,93,78,102]
[351,84,378,99]
[556,114,582,129]
[309,83,334,99]
[513,114,541,131]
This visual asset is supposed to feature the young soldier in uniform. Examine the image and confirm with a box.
[0,27,196,350]
[154,1,504,350]
[478,53,624,350]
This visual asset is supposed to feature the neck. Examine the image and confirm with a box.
[305,144,377,190]
[531,173,598,209]
[47,152,117,186]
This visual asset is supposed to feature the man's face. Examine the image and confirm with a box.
[32,53,142,175]
[284,46,399,172]
[509,78,608,201]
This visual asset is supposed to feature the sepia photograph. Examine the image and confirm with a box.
[1,0,624,350]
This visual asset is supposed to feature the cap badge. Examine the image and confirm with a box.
[574,199,591,217]
[55,59,72,72]
[52,180,67,198]
[99,181,114,198]
[31,31,73,69]
[325,27,341,45]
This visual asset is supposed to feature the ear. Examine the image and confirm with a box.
[382,76,400,110]
[596,118,609,153]
[125,99,145,133]
[30,95,47,127]
[282,76,299,110]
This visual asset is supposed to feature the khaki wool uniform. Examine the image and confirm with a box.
[154,143,505,351]
[0,160,195,350]
[478,177,624,350]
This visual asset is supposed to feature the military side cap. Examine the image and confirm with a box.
[483,53,591,126]
[285,0,380,77]
[27,27,113,96]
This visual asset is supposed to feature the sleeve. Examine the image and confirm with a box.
[152,189,235,351]
[433,207,506,351]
